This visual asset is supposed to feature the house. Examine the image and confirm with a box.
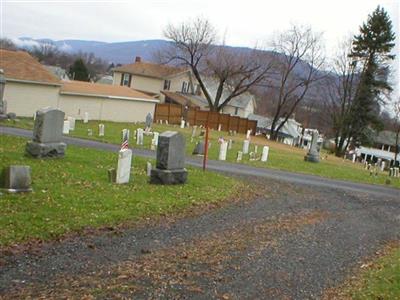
[1,49,61,116]
[59,81,158,122]
[248,114,302,146]
[355,130,400,166]
[96,75,113,85]
[112,57,197,100]
[161,77,257,117]
[0,49,158,122]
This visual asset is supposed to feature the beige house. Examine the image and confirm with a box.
[59,81,158,122]
[0,49,158,122]
[112,57,199,101]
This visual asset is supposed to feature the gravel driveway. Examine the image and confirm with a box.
[1,175,399,299]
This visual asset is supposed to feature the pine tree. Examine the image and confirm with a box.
[69,58,90,82]
[349,6,396,145]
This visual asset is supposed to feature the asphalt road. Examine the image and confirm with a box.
[1,125,399,198]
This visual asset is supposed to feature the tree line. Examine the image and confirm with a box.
[161,6,396,157]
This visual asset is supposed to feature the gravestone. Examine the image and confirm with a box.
[145,113,153,129]
[237,151,243,162]
[146,162,152,177]
[218,141,228,161]
[99,124,105,137]
[304,131,320,163]
[26,108,66,158]
[228,139,233,150]
[153,132,160,146]
[150,138,157,150]
[83,112,89,123]
[254,145,258,154]
[246,130,251,139]
[1,165,32,192]
[218,124,222,131]
[116,149,132,184]
[67,116,75,131]
[136,128,144,145]
[191,126,198,138]
[122,129,130,142]
[242,139,250,154]
[0,69,7,119]
[261,146,269,162]
[62,120,70,134]
[150,131,187,184]
[192,140,205,155]
[180,119,185,128]
[380,161,385,172]
[87,129,93,136]
[352,153,356,163]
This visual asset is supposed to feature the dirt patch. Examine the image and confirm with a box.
[5,211,328,299]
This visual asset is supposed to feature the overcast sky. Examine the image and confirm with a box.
[1,0,399,100]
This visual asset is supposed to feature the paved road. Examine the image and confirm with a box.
[1,126,398,198]
[1,176,399,299]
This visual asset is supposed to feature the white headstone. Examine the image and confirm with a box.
[122,129,130,142]
[242,139,250,154]
[87,129,93,136]
[116,149,132,184]
[136,128,144,145]
[180,119,185,128]
[380,161,385,171]
[62,120,70,134]
[146,161,152,177]
[33,112,37,120]
[191,126,197,138]
[237,151,243,162]
[228,139,233,150]
[83,112,89,123]
[153,132,159,146]
[246,129,251,139]
[151,138,156,150]
[218,141,228,161]
[254,145,258,154]
[67,116,75,130]
[165,120,169,125]
[352,153,356,163]
[99,124,105,137]
[218,124,222,131]
[261,146,269,162]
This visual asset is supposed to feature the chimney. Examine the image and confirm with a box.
[135,56,141,63]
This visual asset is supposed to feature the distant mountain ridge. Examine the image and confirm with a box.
[18,38,172,64]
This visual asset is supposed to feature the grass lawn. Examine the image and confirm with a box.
[330,244,400,299]
[2,117,400,189]
[0,135,242,247]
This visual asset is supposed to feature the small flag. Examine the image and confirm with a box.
[121,132,129,150]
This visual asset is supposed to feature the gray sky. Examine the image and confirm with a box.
[1,0,399,100]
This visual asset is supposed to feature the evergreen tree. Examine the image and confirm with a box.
[69,58,90,82]
[349,6,395,145]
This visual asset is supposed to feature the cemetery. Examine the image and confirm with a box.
[2,116,399,189]
[0,133,241,247]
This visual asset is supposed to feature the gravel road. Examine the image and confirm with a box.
[1,175,399,299]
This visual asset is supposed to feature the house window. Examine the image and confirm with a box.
[181,81,187,93]
[122,73,130,86]
[235,107,239,115]
[164,80,171,90]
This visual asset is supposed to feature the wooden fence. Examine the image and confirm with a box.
[154,103,257,135]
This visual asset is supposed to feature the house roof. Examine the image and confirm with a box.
[0,49,60,85]
[248,114,271,128]
[112,61,188,79]
[161,91,200,108]
[61,80,157,101]
[251,114,301,138]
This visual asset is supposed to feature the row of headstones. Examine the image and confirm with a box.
[61,113,89,134]
[364,161,400,177]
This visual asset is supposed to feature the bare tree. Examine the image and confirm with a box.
[267,25,325,141]
[0,38,17,50]
[324,38,359,156]
[162,17,272,111]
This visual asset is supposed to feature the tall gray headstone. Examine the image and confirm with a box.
[0,69,6,118]
[145,113,153,129]
[26,108,67,158]
[304,131,320,163]
[150,131,187,184]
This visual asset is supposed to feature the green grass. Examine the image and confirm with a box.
[2,117,399,189]
[0,135,241,247]
[346,246,400,299]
